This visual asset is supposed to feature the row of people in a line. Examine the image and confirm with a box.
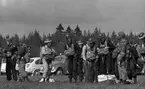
[2,31,145,84]
[39,32,145,84]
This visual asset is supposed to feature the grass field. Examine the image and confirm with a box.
[0,75,145,89]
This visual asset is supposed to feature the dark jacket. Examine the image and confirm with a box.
[18,46,27,57]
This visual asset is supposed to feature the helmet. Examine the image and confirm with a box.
[138,32,145,40]
[87,38,94,44]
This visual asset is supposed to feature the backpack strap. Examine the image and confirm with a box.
[85,44,96,54]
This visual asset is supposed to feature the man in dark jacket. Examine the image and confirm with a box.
[64,36,79,83]
[5,43,18,81]
[18,44,27,57]
[126,43,139,84]
[75,40,84,82]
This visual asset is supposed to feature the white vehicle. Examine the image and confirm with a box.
[25,56,68,76]
[0,58,19,74]
[25,57,44,76]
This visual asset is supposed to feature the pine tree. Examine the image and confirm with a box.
[12,34,19,45]
[74,25,82,34]
[74,25,82,41]
[87,30,91,38]
[0,34,3,47]
[107,32,110,38]
[56,23,64,32]
[93,27,101,40]
[83,30,87,36]
[66,26,72,34]
[47,32,51,38]
[42,33,47,42]
[111,31,117,44]
[21,34,26,45]
[128,30,134,43]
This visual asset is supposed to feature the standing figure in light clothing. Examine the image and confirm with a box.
[39,39,56,82]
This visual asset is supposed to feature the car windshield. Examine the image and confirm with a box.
[29,59,34,63]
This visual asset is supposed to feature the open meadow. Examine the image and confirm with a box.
[0,75,145,89]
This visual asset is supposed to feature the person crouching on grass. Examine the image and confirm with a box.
[17,56,30,82]
[17,43,30,82]
[39,39,56,82]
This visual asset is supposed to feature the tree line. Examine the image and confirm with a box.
[0,24,140,57]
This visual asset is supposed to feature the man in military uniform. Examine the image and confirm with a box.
[137,32,145,74]
[82,38,98,83]
[97,36,109,75]
[112,31,128,84]
[126,42,139,84]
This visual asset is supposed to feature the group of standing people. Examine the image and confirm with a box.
[65,36,115,83]
[62,32,145,84]
[39,31,145,84]
[2,31,145,85]
[1,37,31,82]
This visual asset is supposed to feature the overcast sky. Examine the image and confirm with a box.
[0,0,145,36]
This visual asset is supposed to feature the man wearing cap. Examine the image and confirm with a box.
[97,36,109,75]
[82,38,98,83]
[64,37,76,83]
[137,32,145,74]
[39,39,56,82]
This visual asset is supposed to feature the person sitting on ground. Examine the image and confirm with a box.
[17,43,30,82]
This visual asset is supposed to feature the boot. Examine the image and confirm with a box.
[39,78,45,82]
[133,78,137,84]
[74,77,77,83]
[94,76,98,83]
[69,78,72,83]
[49,78,55,82]
[123,80,130,84]
[126,79,133,83]
[79,76,83,82]
[45,78,48,82]
[115,79,120,84]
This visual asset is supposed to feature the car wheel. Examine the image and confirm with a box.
[0,72,3,75]
[56,68,63,76]
[33,69,41,76]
